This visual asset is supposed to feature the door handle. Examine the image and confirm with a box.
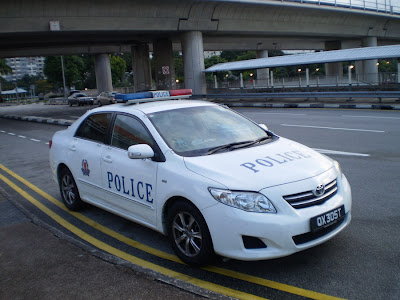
[102,156,112,163]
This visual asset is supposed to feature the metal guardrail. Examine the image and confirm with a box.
[200,91,400,101]
[275,0,400,15]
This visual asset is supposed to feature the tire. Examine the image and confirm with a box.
[167,200,215,266]
[69,102,72,107]
[97,100,102,107]
[59,167,84,211]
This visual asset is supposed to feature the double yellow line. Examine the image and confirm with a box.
[0,163,345,300]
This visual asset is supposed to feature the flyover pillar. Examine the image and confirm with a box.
[181,31,206,95]
[325,41,343,81]
[132,44,152,92]
[362,37,378,84]
[256,50,269,87]
[95,54,113,93]
[153,38,176,90]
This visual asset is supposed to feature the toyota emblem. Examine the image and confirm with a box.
[313,184,325,197]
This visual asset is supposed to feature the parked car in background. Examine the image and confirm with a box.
[68,90,80,96]
[67,93,94,106]
[96,91,118,106]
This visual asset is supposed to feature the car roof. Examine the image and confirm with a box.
[89,100,216,115]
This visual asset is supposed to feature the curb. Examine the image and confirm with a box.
[0,114,73,126]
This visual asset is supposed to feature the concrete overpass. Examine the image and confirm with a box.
[1,0,400,94]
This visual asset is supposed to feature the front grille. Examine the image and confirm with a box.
[283,179,338,209]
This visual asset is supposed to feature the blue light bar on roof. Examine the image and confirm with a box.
[115,89,192,103]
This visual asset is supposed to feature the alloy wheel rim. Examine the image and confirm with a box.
[61,175,75,205]
[172,212,202,257]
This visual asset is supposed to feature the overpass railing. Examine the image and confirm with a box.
[208,72,399,90]
[275,0,400,15]
[199,91,400,104]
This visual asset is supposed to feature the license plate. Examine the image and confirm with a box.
[310,205,345,232]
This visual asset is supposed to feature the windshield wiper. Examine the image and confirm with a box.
[206,136,271,155]
[243,136,271,147]
[206,141,253,155]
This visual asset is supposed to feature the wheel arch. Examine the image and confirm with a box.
[57,163,70,183]
[162,196,199,235]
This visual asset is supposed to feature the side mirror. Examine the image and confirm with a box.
[258,124,269,131]
[128,144,154,159]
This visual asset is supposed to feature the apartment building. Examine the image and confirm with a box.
[3,57,45,81]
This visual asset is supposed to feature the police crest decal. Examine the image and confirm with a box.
[81,159,90,176]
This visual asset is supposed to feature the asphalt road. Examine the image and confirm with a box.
[0,105,399,300]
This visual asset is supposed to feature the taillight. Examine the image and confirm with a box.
[49,140,52,149]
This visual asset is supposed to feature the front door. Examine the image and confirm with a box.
[100,113,158,226]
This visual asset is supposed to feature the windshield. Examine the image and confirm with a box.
[148,105,273,157]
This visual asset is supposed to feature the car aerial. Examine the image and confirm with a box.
[49,89,352,266]
[96,91,118,106]
[67,92,94,106]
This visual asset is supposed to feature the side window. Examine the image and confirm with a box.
[111,114,154,150]
[75,113,111,143]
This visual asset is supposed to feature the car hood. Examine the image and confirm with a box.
[183,137,334,191]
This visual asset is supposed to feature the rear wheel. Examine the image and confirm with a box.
[59,167,84,211]
[167,201,215,266]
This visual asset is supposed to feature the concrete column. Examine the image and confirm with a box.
[362,37,378,84]
[153,38,176,90]
[181,31,206,95]
[132,44,152,92]
[95,54,113,93]
[325,41,343,78]
[256,50,269,87]
[355,61,364,80]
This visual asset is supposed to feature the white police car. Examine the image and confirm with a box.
[49,89,351,266]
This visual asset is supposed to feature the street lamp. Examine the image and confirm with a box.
[298,69,302,87]
[61,56,67,99]
[348,65,354,91]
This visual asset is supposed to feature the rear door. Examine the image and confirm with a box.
[70,112,112,203]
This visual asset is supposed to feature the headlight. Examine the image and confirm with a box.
[209,188,276,213]
[333,160,342,176]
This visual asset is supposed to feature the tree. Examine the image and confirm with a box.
[110,55,126,86]
[0,59,12,76]
[0,59,12,95]
[220,51,247,61]
[44,56,86,90]
[35,80,53,94]
[204,55,227,82]
[174,52,184,83]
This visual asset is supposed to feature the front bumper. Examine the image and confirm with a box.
[202,171,352,261]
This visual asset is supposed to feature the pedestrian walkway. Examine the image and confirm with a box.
[0,190,211,299]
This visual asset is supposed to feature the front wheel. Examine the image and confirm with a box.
[59,167,84,211]
[167,201,215,266]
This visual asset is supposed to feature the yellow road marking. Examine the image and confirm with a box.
[0,172,266,300]
[0,164,346,300]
